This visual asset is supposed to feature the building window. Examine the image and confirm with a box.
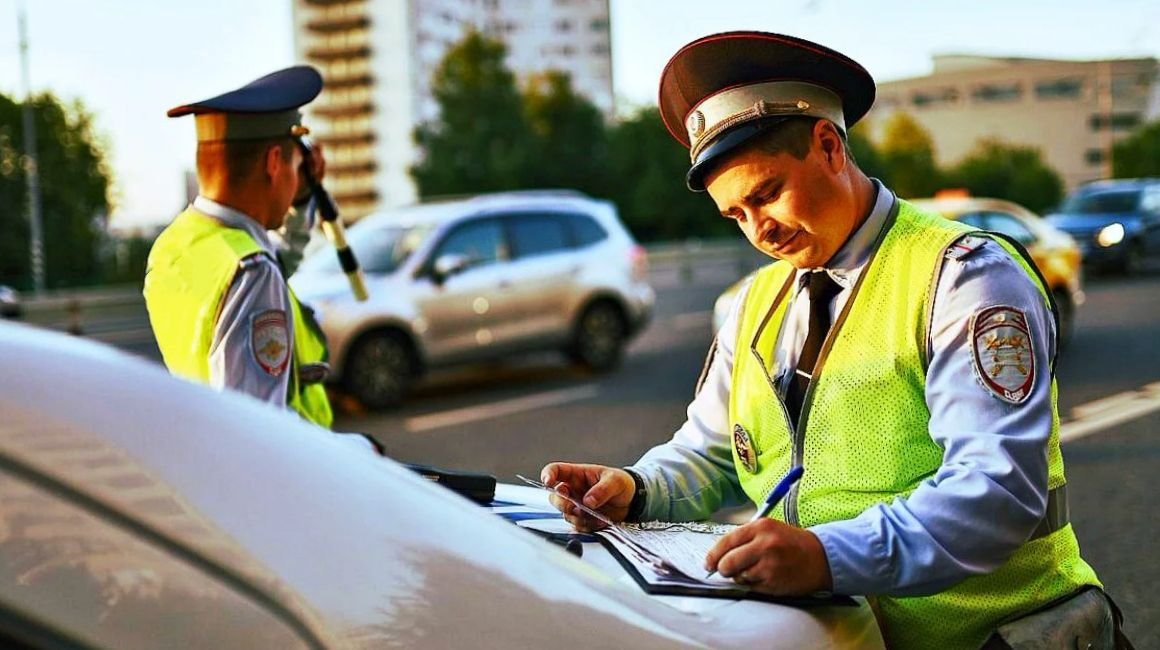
[972,82,1022,103]
[1089,113,1142,131]
[1085,149,1106,166]
[555,19,572,32]
[591,43,609,55]
[590,18,608,31]
[912,87,958,108]
[1035,78,1083,100]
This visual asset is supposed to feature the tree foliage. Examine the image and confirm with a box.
[1112,120,1160,178]
[411,30,534,197]
[945,139,1063,213]
[605,107,734,241]
[0,92,113,290]
[522,71,609,195]
[877,112,943,198]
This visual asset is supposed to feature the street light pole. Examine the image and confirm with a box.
[18,0,45,295]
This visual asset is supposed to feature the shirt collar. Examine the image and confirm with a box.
[795,178,894,291]
[192,195,276,257]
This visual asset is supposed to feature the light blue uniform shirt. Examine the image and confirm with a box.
[193,196,294,408]
[631,181,1057,597]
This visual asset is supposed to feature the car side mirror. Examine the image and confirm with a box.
[432,253,470,283]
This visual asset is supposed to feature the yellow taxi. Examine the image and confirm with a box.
[713,197,1084,346]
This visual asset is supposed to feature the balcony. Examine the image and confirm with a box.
[328,160,378,175]
[319,132,377,148]
[304,15,370,34]
[305,43,371,62]
[312,101,375,118]
[325,73,375,91]
[299,0,365,7]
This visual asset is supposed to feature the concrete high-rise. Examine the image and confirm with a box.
[292,0,614,220]
[863,55,1160,193]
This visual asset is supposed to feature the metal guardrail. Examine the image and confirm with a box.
[7,239,760,344]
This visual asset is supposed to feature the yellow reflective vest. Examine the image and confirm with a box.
[144,208,334,429]
[730,200,1098,649]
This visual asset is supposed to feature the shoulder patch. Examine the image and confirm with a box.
[969,305,1035,404]
[945,235,988,261]
[251,310,290,376]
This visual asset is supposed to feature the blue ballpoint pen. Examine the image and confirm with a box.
[705,465,805,580]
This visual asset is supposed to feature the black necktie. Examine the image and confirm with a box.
[785,271,842,427]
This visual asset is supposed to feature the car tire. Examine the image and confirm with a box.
[1051,289,1074,352]
[343,330,416,410]
[568,301,626,372]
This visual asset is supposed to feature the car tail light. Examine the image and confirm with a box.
[629,245,649,282]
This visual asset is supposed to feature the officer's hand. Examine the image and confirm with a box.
[704,518,833,595]
[293,142,327,204]
[540,462,634,532]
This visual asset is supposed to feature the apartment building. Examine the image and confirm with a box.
[292,0,614,220]
[862,55,1160,191]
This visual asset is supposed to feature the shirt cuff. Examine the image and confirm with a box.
[810,516,890,595]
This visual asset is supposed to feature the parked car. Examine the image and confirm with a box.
[1046,178,1160,274]
[291,191,655,409]
[0,285,21,319]
[0,322,883,648]
[712,197,1084,347]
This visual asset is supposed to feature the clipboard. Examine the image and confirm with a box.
[596,530,856,607]
[514,476,854,608]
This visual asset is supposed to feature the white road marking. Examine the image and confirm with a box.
[405,385,601,432]
[1061,381,1160,443]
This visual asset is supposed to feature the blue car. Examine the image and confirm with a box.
[1046,179,1160,274]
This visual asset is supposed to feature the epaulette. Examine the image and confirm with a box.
[238,251,274,272]
[945,234,988,261]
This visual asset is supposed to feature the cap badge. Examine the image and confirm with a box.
[686,110,706,140]
[969,306,1035,404]
[251,310,290,377]
[733,424,758,474]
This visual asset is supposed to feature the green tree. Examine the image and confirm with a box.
[846,122,888,183]
[411,30,535,197]
[522,71,609,195]
[946,139,1063,213]
[0,92,113,290]
[1112,120,1160,178]
[605,107,734,242]
[878,112,942,198]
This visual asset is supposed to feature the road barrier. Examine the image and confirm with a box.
[7,239,760,346]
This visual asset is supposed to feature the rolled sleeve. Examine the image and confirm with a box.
[810,240,1057,596]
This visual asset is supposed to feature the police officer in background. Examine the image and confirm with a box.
[145,66,377,453]
[542,32,1129,649]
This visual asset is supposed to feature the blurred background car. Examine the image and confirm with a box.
[0,285,22,319]
[1045,178,1160,275]
[0,322,883,649]
[291,190,654,409]
[712,197,1084,348]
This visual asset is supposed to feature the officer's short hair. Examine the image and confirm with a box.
[196,137,294,188]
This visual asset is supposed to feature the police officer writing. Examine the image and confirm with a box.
[542,32,1127,649]
[145,67,375,452]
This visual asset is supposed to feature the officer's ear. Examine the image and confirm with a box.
[814,120,847,174]
[264,141,289,180]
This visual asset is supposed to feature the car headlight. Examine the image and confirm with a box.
[1096,223,1125,248]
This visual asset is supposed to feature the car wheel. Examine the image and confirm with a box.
[343,331,416,410]
[569,301,626,372]
[1051,289,1074,352]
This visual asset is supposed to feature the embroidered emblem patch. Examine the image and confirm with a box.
[251,310,290,377]
[733,424,758,474]
[969,306,1035,404]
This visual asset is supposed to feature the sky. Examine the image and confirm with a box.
[1,0,1158,230]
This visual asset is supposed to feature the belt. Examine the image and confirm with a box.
[1029,484,1069,541]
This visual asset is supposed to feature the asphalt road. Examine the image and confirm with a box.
[335,263,1160,646]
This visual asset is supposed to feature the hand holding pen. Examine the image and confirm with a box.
[705,465,804,580]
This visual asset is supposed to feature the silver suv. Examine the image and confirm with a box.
[290,191,654,409]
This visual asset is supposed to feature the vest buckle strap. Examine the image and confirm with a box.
[1029,484,1069,541]
[298,362,330,385]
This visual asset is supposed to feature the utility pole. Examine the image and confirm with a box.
[18,0,45,295]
